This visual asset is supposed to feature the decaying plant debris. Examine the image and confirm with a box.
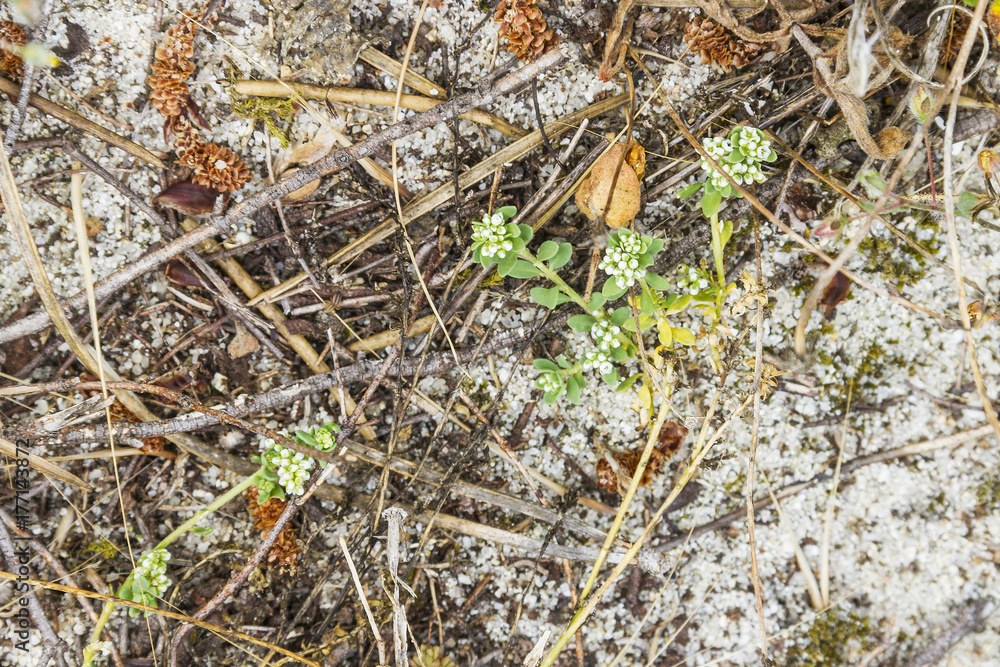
[1,0,1000,666]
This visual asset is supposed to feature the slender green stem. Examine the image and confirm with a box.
[709,212,727,300]
[708,212,727,373]
[152,470,263,551]
[84,469,265,666]
[520,248,592,312]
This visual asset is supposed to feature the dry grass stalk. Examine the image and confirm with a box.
[232,79,525,138]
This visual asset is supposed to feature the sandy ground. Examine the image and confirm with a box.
[1,0,1000,665]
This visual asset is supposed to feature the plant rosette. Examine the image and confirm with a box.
[470,206,536,277]
[118,549,171,618]
[252,422,341,503]
[598,229,666,300]
[679,126,777,217]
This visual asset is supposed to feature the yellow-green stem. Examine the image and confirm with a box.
[708,212,727,372]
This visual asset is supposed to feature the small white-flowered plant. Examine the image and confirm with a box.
[683,126,777,212]
[599,231,648,290]
[120,549,171,617]
[582,349,615,376]
[472,211,515,258]
[261,441,315,496]
[700,127,771,188]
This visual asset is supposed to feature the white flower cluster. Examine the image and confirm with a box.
[133,549,171,598]
[472,212,514,258]
[262,442,315,496]
[590,314,621,351]
[537,373,562,393]
[582,349,614,376]
[599,232,646,290]
[677,265,710,295]
[700,127,771,188]
[736,126,772,161]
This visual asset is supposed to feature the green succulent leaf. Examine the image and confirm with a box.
[530,286,559,309]
[719,219,734,248]
[542,391,559,405]
[496,252,518,277]
[610,307,630,326]
[536,240,559,262]
[533,358,560,373]
[701,190,722,218]
[548,243,573,269]
[602,279,627,301]
[507,260,541,279]
[567,314,596,332]
[588,293,607,313]
[518,224,533,243]
[644,272,669,291]
[496,205,517,220]
[617,373,641,393]
[565,374,582,404]
[191,526,213,536]
[678,182,703,198]
[295,430,317,446]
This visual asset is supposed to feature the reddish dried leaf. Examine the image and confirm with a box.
[820,271,851,319]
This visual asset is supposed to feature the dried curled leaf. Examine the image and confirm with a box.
[575,141,644,229]
[596,422,687,495]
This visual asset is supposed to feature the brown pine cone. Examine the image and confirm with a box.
[496,0,557,62]
[683,16,766,73]
[246,488,301,572]
[180,141,252,194]
[0,21,29,80]
[149,76,192,118]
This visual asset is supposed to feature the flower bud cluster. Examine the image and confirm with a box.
[261,442,315,496]
[582,349,614,376]
[700,127,771,188]
[133,549,171,599]
[599,231,648,290]
[537,373,562,393]
[676,264,710,295]
[590,313,622,351]
[471,211,515,259]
